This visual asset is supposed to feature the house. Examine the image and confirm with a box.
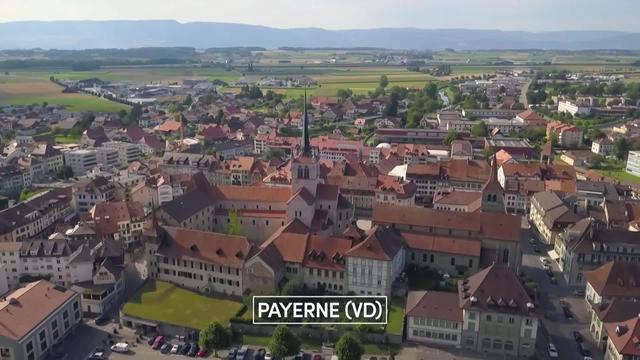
[547,121,584,148]
[584,262,640,313]
[604,315,640,360]
[589,299,640,350]
[354,118,367,129]
[406,291,463,347]
[515,109,547,127]
[71,258,125,315]
[0,281,82,360]
[89,201,145,247]
[458,265,538,357]
[592,138,614,156]
[529,191,581,245]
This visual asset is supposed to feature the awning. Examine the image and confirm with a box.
[547,249,560,260]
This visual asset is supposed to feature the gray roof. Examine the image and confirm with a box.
[158,190,212,223]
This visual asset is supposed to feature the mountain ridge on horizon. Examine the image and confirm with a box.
[1,20,640,50]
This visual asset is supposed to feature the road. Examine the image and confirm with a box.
[519,79,532,107]
[522,219,601,360]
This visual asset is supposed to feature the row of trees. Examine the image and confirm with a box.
[199,322,365,360]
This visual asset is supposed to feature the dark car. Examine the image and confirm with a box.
[563,306,573,319]
[255,348,266,360]
[160,343,172,354]
[228,347,238,360]
[545,268,554,277]
[294,352,305,360]
[188,343,199,357]
[182,343,192,355]
[550,276,558,284]
[573,331,583,342]
[94,315,110,326]
[578,342,591,356]
[147,336,156,346]
[532,245,540,253]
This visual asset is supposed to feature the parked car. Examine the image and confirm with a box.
[528,238,536,244]
[152,336,165,350]
[573,289,585,297]
[171,344,181,354]
[255,348,266,360]
[578,342,591,357]
[182,343,192,355]
[228,347,238,359]
[533,245,540,253]
[94,315,110,326]
[548,343,559,358]
[265,352,273,360]
[294,352,305,360]
[87,352,105,360]
[197,349,207,357]
[160,343,172,354]
[573,331,583,342]
[540,257,550,265]
[110,343,130,353]
[313,355,323,360]
[188,343,199,357]
[236,345,249,360]
[563,306,573,319]
[147,336,157,346]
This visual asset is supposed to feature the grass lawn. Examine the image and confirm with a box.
[54,134,81,144]
[385,298,404,336]
[242,335,398,355]
[19,188,49,202]
[601,170,640,184]
[122,280,244,330]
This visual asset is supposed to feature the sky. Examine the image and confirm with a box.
[2,0,640,32]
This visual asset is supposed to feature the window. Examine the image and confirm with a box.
[492,340,502,350]
[485,314,492,322]
[504,341,514,351]
[481,338,491,349]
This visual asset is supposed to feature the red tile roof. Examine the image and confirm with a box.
[458,264,532,314]
[406,291,463,322]
[159,226,252,268]
[400,231,481,257]
[345,226,404,261]
[211,185,292,202]
[584,262,640,298]
[605,316,640,356]
[0,280,78,341]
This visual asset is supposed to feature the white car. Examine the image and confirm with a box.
[110,343,129,353]
[170,344,180,354]
[265,353,273,360]
[540,257,550,264]
[548,344,559,358]
[528,238,536,244]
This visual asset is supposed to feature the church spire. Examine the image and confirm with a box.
[302,86,311,155]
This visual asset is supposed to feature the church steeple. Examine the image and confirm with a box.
[302,86,311,155]
[481,153,505,213]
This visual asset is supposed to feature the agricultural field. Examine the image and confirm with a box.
[0,74,130,112]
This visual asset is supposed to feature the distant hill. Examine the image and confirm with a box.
[2,20,640,50]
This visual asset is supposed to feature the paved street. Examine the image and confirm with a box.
[522,219,601,360]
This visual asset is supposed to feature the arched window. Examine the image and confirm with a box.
[297,166,303,178]
[503,248,510,264]
[487,194,492,201]
[492,194,498,202]
[303,166,310,179]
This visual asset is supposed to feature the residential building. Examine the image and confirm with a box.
[0,166,30,196]
[73,176,116,213]
[89,201,145,247]
[147,226,251,296]
[626,151,640,177]
[374,175,416,207]
[406,291,463,347]
[547,121,584,148]
[101,141,142,166]
[604,315,640,360]
[584,262,640,313]
[63,149,97,177]
[529,191,581,245]
[71,258,125,315]
[592,138,615,156]
[458,265,538,357]
[589,299,640,350]
[0,281,82,360]
[558,99,592,116]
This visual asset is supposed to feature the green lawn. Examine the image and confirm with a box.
[54,134,81,144]
[601,170,640,184]
[242,335,398,355]
[385,298,404,335]
[122,280,244,330]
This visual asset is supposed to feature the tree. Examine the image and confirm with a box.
[615,137,632,160]
[226,209,243,234]
[127,104,143,126]
[199,322,230,356]
[480,147,494,159]
[443,131,461,146]
[461,96,479,110]
[118,109,128,120]
[588,154,605,169]
[268,325,301,359]
[383,93,399,117]
[262,148,285,161]
[215,109,225,124]
[280,281,305,296]
[470,121,488,137]
[337,89,353,101]
[183,94,193,106]
[423,82,438,100]
[379,75,389,89]
[335,334,363,360]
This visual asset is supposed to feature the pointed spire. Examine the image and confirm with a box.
[302,86,311,155]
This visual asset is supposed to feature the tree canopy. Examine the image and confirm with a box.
[336,334,364,360]
[199,322,230,355]
[379,75,389,89]
[268,325,301,359]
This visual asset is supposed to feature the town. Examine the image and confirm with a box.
[3,8,640,360]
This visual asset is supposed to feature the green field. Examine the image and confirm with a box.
[54,134,81,144]
[122,280,244,330]
[0,75,130,112]
[385,298,404,335]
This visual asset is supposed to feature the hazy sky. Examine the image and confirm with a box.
[2,0,639,32]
